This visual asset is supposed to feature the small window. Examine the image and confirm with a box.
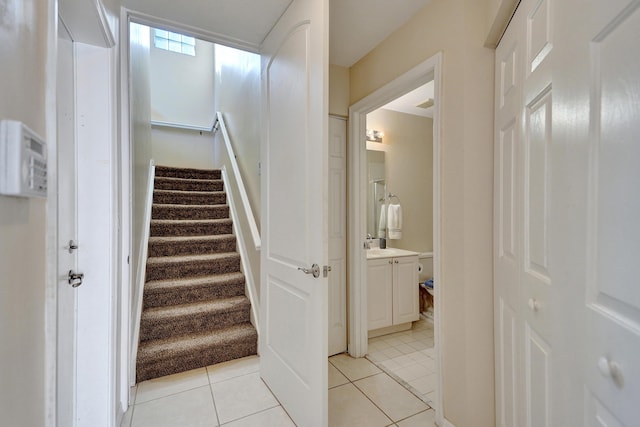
[153,29,196,56]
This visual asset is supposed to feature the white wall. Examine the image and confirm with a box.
[151,126,215,169]
[350,0,495,425]
[130,22,153,317]
[366,109,433,254]
[0,1,51,425]
[150,37,216,129]
[213,44,261,224]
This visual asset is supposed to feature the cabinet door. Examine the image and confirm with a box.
[393,256,419,324]
[367,258,393,330]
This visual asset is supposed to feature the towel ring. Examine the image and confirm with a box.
[388,193,401,203]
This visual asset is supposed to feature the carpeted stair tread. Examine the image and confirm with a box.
[153,189,226,206]
[137,165,257,383]
[140,296,251,341]
[145,271,245,293]
[155,166,221,180]
[150,218,233,237]
[136,323,257,381]
[154,176,224,192]
[148,234,236,257]
[152,204,229,220]
[143,272,246,308]
[145,252,240,281]
[146,252,240,265]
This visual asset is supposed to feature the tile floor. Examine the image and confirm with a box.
[365,318,437,405]
[122,350,437,427]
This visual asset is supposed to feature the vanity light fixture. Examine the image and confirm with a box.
[366,129,384,143]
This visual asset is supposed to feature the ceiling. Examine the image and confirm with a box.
[380,81,435,118]
[122,0,431,66]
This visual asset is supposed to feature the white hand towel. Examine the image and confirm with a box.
[387,204,402,239]
[378,205,386,237]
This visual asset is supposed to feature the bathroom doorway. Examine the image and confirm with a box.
[347,53,442,418]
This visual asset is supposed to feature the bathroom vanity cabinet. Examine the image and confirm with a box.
[366,250,419,336]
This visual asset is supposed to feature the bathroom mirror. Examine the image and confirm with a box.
[367,150,386,238]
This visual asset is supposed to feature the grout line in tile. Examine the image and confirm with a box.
[207,382,221,427]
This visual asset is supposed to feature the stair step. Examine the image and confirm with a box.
[152,204,229,220]
[154,176,224,192]
[155,166,221,180]
[140,296,251,342]
[150,218,233,237]
[145,253,241,281]
[136,323,258,382]
[148,234,236,257]
[143,272,246,309]
[153,189,226,206]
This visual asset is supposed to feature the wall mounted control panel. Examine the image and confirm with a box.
[0,120,47,198]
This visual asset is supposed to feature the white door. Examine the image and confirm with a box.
[259,0,329,425]
[328,116,347,356]
[57,18,80,427]
[494,0,553,424]
[551,0,640,425]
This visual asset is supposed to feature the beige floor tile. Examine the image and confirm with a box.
[396,409,436,427]
[120,406,133,427]
[367,351,389,363]
[329,383,392,427]
[408,373,437,394]
[394,363,429,383]
[206,355,260,384]
[381,347,402,359]
[131,386,217,427]
[130,385,138,404]
[395,343,416,354]
[425,391,437,406]
[329,354,381,381]
[328,361,350,388]
[354,373,429,422]
[136,368,209,404]
[221,406,294,427]
[210,372,279,424]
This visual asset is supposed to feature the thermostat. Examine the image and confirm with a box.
[0,120,48,198]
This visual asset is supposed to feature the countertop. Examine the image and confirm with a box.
[365,247,420,260]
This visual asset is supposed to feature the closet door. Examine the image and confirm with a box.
[551,0,640,425]
[494,0,554,425]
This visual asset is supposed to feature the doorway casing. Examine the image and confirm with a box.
[347,52,443,423]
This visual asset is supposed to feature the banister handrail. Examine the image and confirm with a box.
[214,112,261,250]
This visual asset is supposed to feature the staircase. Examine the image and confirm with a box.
[136,166,257,383]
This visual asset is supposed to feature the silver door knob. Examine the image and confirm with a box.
[298,264,320,278]
[528,298,540,312]
[68,270,84,287]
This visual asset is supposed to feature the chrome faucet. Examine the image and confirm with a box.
[365,233,373,249]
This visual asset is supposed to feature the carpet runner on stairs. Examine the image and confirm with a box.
[136,166,257,383]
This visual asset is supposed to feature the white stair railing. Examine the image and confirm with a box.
[213,112,261,338]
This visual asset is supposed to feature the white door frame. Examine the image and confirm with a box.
[347,52,443,419]
[119,5,263,395]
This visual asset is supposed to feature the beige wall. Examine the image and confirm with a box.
[484,0,519,47]
[213,44,261,224]
[0,1,51,425]
[329,64,350,117]
[150,38,216,129]
[350,0,495,425]
[130,22,154,302]
[366,109,433,254]
[151,126,215,169]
